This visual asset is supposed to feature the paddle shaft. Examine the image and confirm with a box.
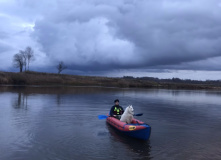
[98,113,143,120]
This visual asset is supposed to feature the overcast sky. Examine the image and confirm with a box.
[1,0,221,80]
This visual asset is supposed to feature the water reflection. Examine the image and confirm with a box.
[106,123,152,160]
[12,92,28,109]
[1,86,221,160]
[56,94,61,105]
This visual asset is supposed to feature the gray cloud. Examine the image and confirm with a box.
[1,0,221,79]
[32,0,221,70]
[0,42,11,53]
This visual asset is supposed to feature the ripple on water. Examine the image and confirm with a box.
[1,87,221,160]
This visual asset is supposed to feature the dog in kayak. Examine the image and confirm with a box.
[120,105,134,124]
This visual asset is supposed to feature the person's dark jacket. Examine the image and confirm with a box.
[110,105,124,116]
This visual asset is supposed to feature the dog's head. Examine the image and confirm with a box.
[127,105,134,115]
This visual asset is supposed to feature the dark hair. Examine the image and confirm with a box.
[114,99,119,103]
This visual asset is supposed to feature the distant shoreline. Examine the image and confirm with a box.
[0,71,221,90]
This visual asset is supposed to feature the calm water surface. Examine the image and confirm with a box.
[0,86,221,160]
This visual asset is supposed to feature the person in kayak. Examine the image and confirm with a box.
[110,99,124,119]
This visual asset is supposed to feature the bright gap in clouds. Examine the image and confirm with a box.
[64,69,221,81]
[130,70,221,81]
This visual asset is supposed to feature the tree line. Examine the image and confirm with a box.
[123,76,221,84]
[13,47,67,74]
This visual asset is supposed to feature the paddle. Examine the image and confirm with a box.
[98,113,143,120]
[98,115,108,120]
[134,113,143,116]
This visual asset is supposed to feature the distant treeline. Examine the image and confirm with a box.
[123,76,221,85]
[0,71,221,90]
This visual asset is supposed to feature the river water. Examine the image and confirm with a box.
[0,86,221,160]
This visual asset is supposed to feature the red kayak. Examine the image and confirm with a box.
[106,116,151,140]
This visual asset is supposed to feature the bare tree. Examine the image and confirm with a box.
[56,61,67,74]
[25,46,34,70]
[20,50,27,71]
[13,53,24,72]
[13,46,34,72]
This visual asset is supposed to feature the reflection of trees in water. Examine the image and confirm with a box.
[13,91,28,109]
[106,123,152,160]
[56,94,61,105]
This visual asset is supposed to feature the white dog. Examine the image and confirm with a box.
[120,105,134,124]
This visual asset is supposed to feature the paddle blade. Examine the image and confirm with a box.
[134,113,143,116]
[98,115,108,120]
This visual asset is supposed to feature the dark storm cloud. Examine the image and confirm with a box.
[31,0,221,71]
[1,0,221,73]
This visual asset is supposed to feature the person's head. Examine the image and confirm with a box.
[114,99,119,105]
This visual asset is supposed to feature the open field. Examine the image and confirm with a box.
[0,71,221,90]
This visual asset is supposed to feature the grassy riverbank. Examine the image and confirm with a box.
[0,71,221,90]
